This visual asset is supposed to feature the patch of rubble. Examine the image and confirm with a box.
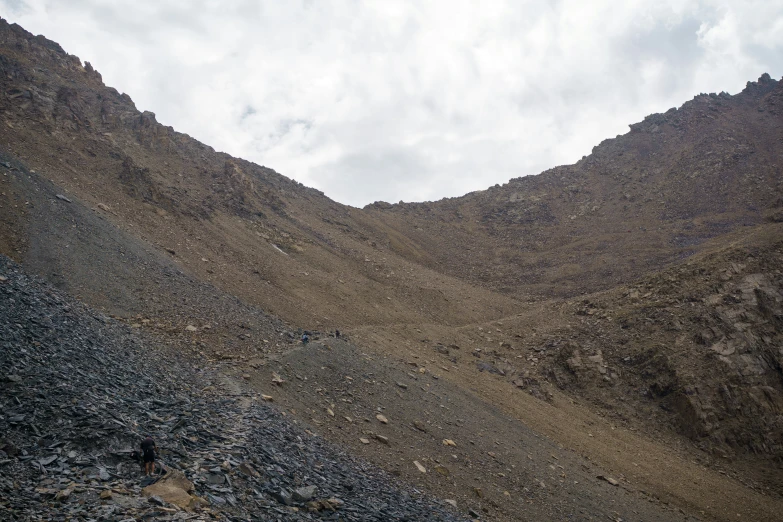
[0,255,465,521]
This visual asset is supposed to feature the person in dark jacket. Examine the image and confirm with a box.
[140,435,158,476]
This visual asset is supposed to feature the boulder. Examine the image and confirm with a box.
[142,469,198,511]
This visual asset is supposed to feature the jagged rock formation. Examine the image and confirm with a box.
[545,233,783,461]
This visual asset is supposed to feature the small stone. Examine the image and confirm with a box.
[473,487,483,498]
[206,492,226,506]
[469,507,481,518]
[445,499,458,508]
[375,414,388,424]
[242,374,250,380]
[327,408,335,417]
[598,475,619,486]
[395,381,408,389]
[207,472,225,485]
[55,194,72,203]
[442,439,457,447]
[185,325,198,332]
[238,461,258,477]
[325,497,344,509]
[375,434,389,445]
[148,495,166,506]
[100,489,113,500]
[273,489,293,506]
[272,372,285,385]
[55,488,73,501]
[434,464,450,476]
[413,420,427,432]
[359,438,370,444]
[413,460,426,473]
[261,394,273,401]
[38,455,58,466]
[292,485,317,502]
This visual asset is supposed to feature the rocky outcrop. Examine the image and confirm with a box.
[543,239,783,461]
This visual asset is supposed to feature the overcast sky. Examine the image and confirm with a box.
[2,1,782,207]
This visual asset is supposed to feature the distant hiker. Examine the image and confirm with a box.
[335,329,340,338]
[301,333,310,345]
[140,435,158,476]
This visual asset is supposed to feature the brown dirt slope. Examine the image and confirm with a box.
[345,223,783,509]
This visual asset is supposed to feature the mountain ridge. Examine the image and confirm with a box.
[363,73,782,298]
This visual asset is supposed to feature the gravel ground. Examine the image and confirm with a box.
[0,254,466,521]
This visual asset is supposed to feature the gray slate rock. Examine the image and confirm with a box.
[292,485,317,502]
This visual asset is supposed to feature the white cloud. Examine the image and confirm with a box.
[2,0,782,206]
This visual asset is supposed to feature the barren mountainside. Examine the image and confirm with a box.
[366,76,783,298]
[1,17,783,522]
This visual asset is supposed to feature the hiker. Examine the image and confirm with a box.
[335,329,340,338]
[140,434,158,476]
[301,333,309,345]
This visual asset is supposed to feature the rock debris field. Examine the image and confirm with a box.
[0,255,465,521]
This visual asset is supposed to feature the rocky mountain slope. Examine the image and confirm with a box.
[0,18,520,331]
[0,255,473,520]
[1,16,783,522]
[365,74,783,299]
